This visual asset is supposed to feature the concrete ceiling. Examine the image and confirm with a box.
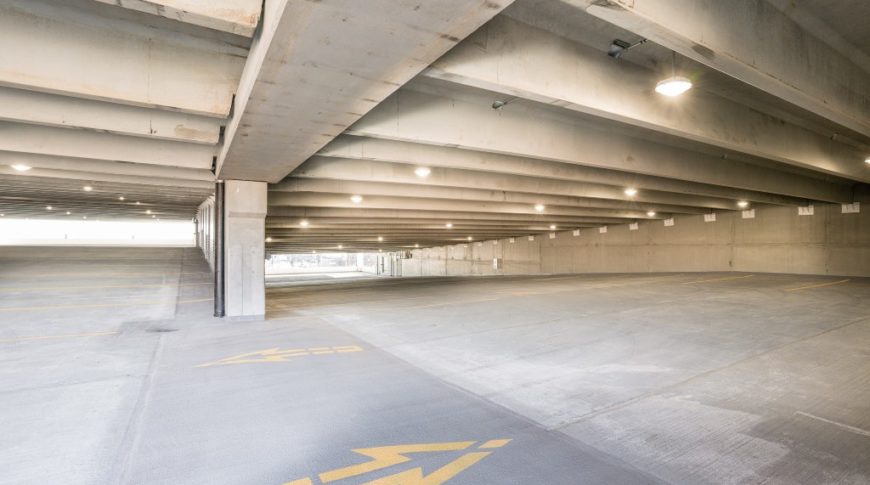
[2,0,868,248]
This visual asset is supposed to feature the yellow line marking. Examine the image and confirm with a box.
[785,279,850,292]
[0,298,211,312]
[284,439,510,485]
[0,331,118,344]
[682,274,755,285]
[0,282,212,292]
[197,345,363,367]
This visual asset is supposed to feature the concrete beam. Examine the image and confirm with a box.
[0,0,246,117]
[267,211,629,224]
[0,165,213,189]
[0,122,215,169]
[218,0,515,181]
[269,192,658,220]
[423,15,870,182]
[293,156,743,210]
[320,136,809,206]
[0,87,220,144]
[347,85,853,202]
[0,152,214,182]
[579,0,870,140]
[273,177,709,214]
[92,0,262,37]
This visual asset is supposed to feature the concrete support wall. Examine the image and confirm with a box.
[403,199,869,277]
[224,180,267,320]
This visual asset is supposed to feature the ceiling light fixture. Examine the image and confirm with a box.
[119,196,125,201]
[414,166,431,178]
[136,201,141,205]
[299,219,309,227]
[865,157,870,164]
[377,236,384,242]
[66,211,71,215]
[146,210,152,214]
[11,164,32,172]
[445,223,453,228]
[647,210,657,217]
[737,200,749,208]
[266,237,272,243]
[534,204,545,212]
[350,195,363,204]
[338,244,343,249]
[550,224,557,230]
[83,186,93,192]
[656,51,693,97]
[467,236,473,241]
[624,187,638,197]
[414,243,419,248]
[46,205,52,210]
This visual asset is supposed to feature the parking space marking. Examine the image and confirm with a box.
[0,331,118,344]
[682,274,754,285]
[197,345,363,367]
[284,439,511,485]
[785,279,849,292]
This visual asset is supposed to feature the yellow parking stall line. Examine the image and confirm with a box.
[0,282,212,293]
[785,279,850,292]
[0,331,118,344]
[197,345,364,367]
[682,275,755,285]
[0,298,211,312]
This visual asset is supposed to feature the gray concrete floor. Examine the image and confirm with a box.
[2,247,869,484]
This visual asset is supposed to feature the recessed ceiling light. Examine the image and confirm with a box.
[265,237,272,243]
[737,200,749,208]
[11,164,31,172]
[350,195,363,204]
[414,166,431,178]
[550,224,556,230]
[445,223,453,228]
[647,210,657,217]
[624,187,638,197]
[119,196,125,201]
[83,186,93,192]
[300,219,309,227]
[534,204,545,212]
[378,236,384,242]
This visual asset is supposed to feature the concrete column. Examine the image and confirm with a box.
[224,180,267,320]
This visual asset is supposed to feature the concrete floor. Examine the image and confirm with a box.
[2,247,869,484]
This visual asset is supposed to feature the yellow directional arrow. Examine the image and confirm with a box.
[197,345,363,367]
[284,439,511,485]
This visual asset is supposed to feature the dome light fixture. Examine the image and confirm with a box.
[338,244,343,249]
[549,224,557,230]
[350,195,363,204]
[266,237,272,243]
[534,203,545,212]
[46,205,53,210]
[624,187,638,197]
[467,236,473,241]
[414,166,431,178]
[83,186,93,192]
[377,236,384,242]
[737,200,749,208]
[445,222,453,229]
[11,164,32,172]
[656,51,692,97]
[299,219,309,227]
[647,210,657,217]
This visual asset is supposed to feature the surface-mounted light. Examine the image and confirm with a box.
[624,187,638,197]
[11,164,31,172]
[312,250,317,254]
[414,166,431,178]
[299,219,309,227]
[467,236,473,241]
[655,76,693,97]
[83,186,93,192]
[550,224,556,230]
[647,211,657,217]
[66,211,71,215]
[136,201,141,205]
[46,206,52,210]
[865,157,870,164]
[151,215,155,218]
[83,216,87,219]
[119,196,125,201]
[378,236,384,242]
[534,204,545,212]
[445,223,453,228]
[266,237,272,243]
[350,195,363,204]
[338,244,343,249]
[146,210,152,214]
[737,200,749,208]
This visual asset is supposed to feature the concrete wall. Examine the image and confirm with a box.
[402,199,869,277]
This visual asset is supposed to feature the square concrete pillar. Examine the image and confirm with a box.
[224,180,267,320]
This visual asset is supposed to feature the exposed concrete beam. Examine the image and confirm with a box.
[0,166,213,189]
[578,0,870,140]
[347,85,853,202]
[422,15,870,182]
[92,0,262,37]
[293,156,743,210]
[0,152,214,182]
[0,0,246,117]
[269,192,659,220]
[218,0,515,181]
[273,177,708,214]
[267,208,633,224]
[320,136,808,206]
[0,87,220,144]
[0,122,214,169]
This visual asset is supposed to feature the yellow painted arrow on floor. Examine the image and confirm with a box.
[284,439,511,485]
[197,345,363,367]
